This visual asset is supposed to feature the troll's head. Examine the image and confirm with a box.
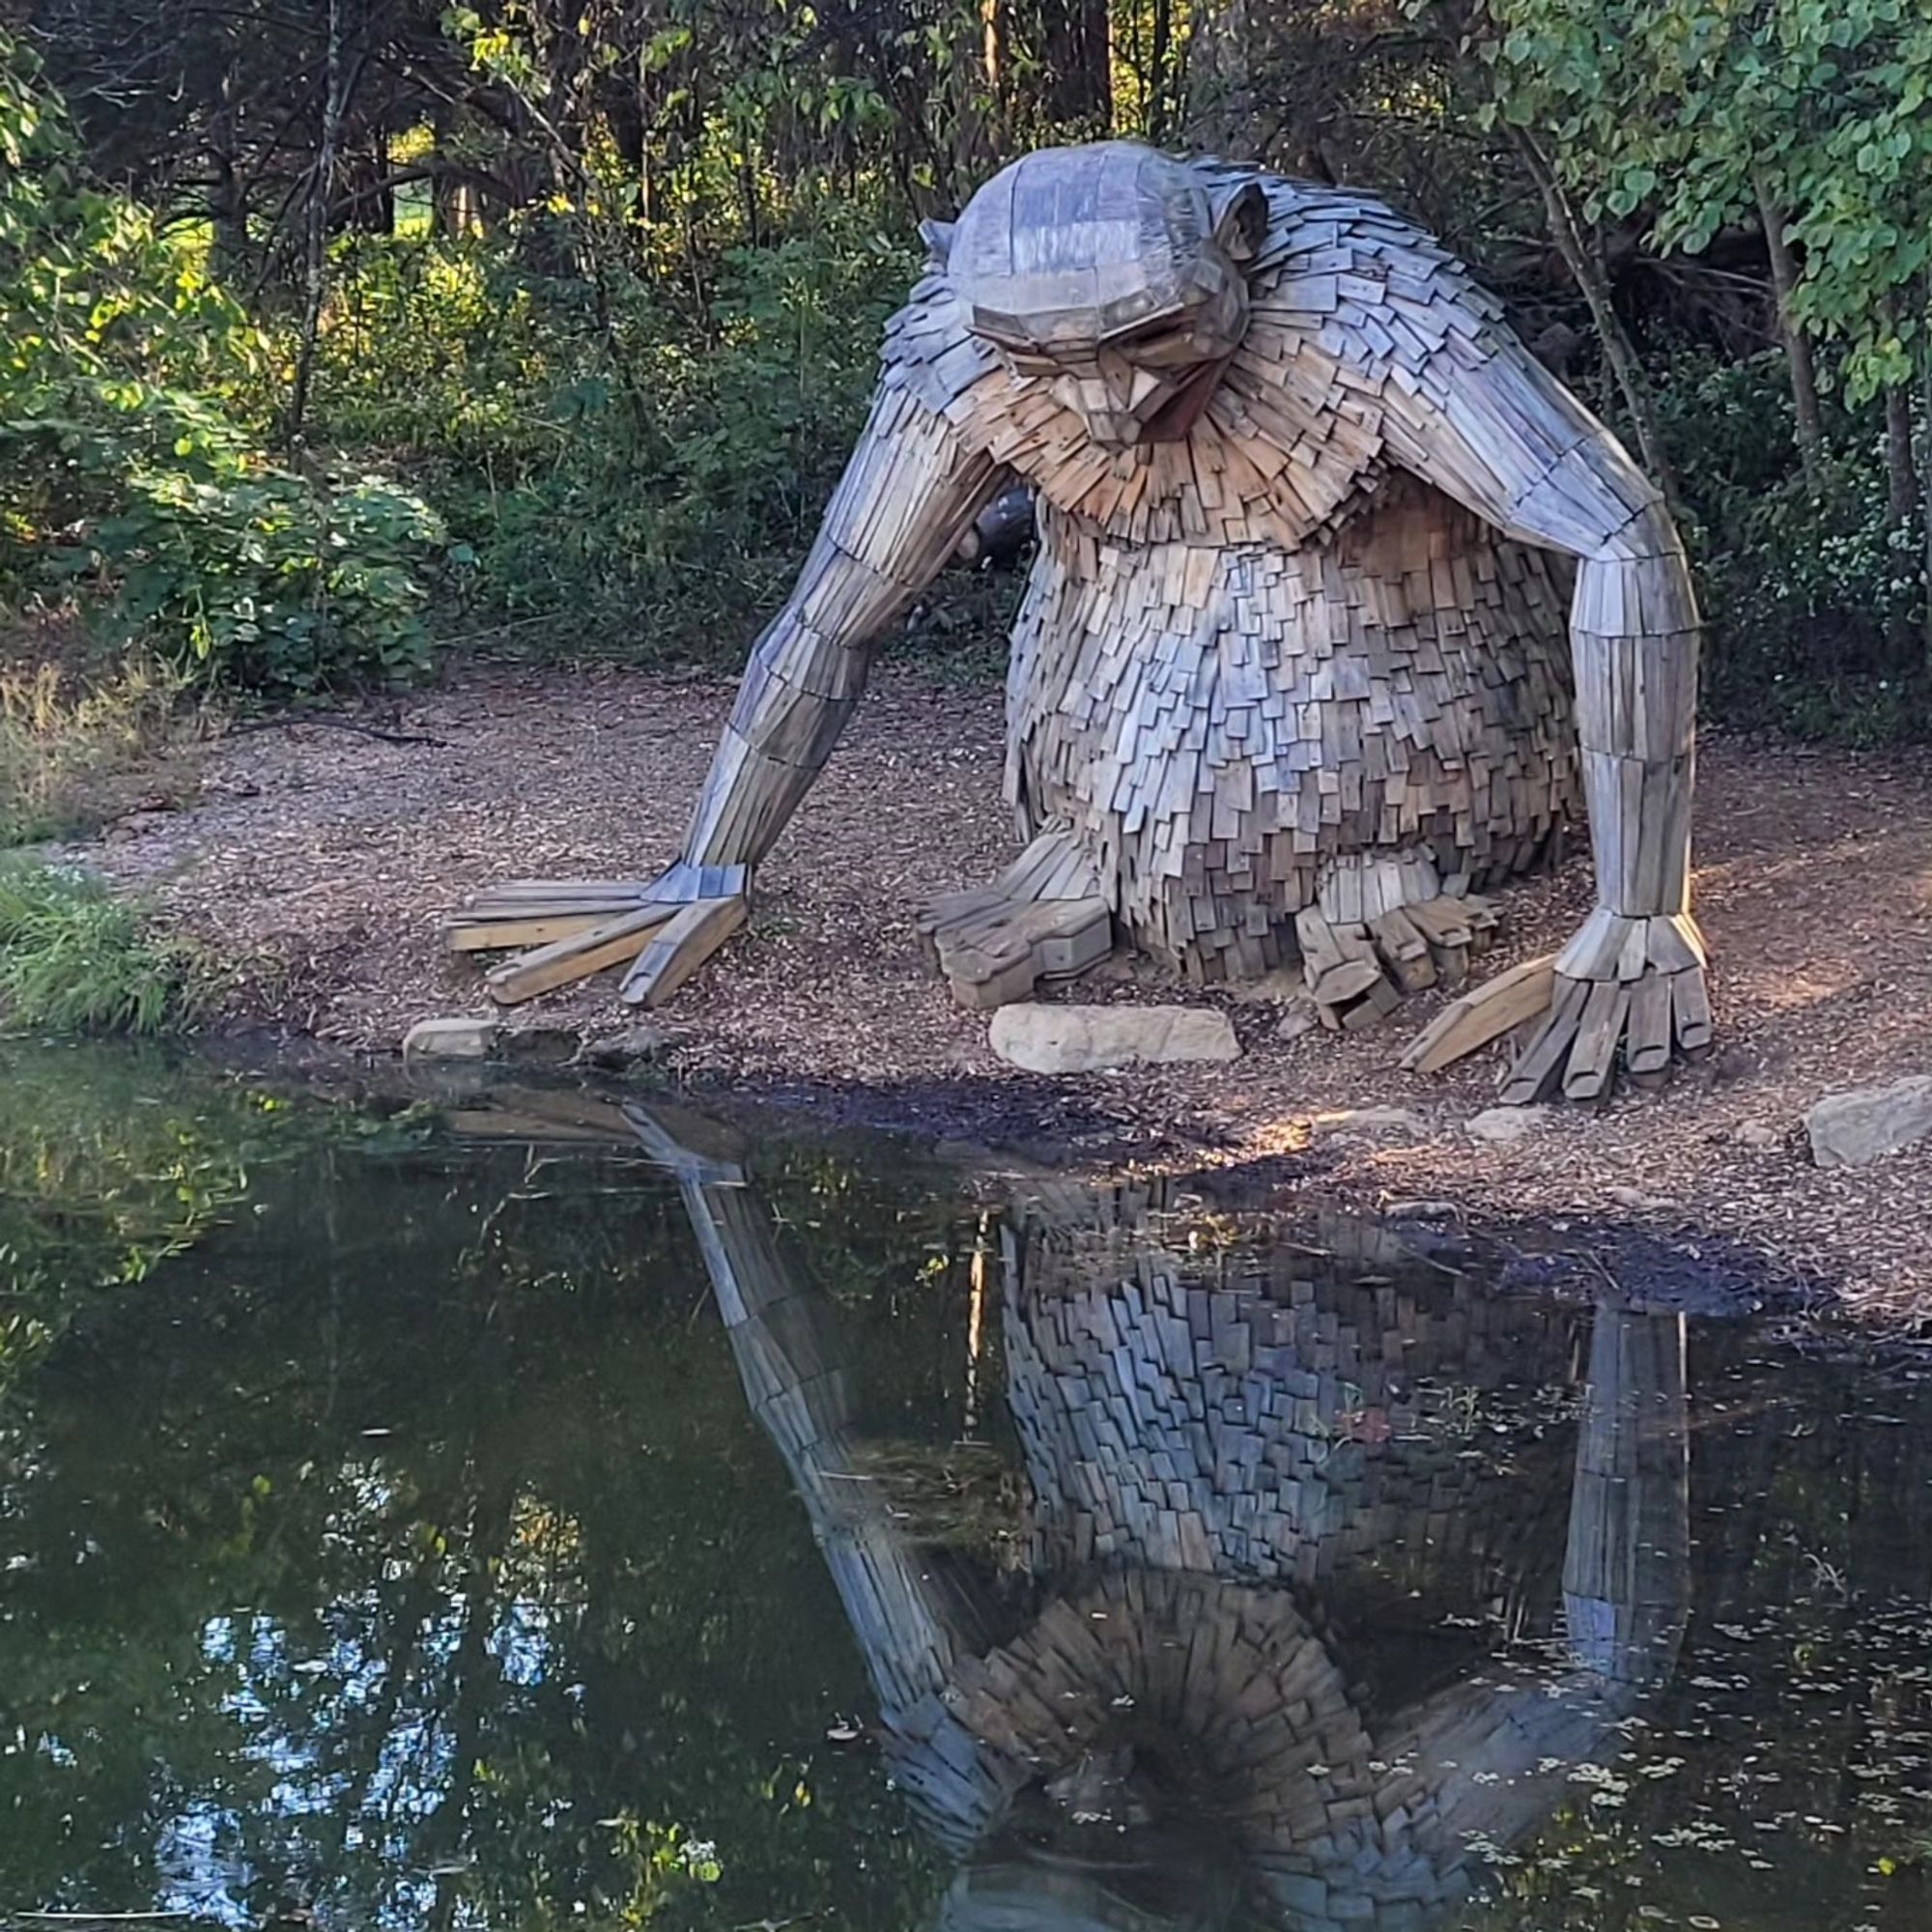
[928,142,1266,448]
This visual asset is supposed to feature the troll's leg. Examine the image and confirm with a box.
[916,826,1113,1009]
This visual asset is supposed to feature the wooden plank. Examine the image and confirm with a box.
[1670,966,1714,1057]
[621,896,750,1008]
[486,902,679,1006]
[1404,896,1474,949]
[1401,953,1555,1073]
[1562,979,1630,1102]
[1497,972,1591,1104]
[1626,969,1673,1083]
[464,891,653,919]
[1370,907,1435,992]
[1309,956,1385,1007]
[1646,912,1707,974]
[471,878,658,901]
[443,915,605,954]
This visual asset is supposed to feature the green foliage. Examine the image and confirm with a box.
[88,462,447,693]
[0,861,206,1034]
[1471,0,1932,401]
[1660,349,1930,740]
[310,214,916,662]
[0,32,449,695]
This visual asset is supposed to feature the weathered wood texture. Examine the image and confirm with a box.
[676,1146,1690,1923]
[463,140,1707,1089]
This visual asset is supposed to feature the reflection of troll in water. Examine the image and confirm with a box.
[495,141,1708,1103]
[641,1115,1691,1932]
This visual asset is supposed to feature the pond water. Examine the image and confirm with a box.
[3,1044,1932,1932]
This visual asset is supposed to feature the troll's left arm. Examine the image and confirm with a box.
[1378,331,1707,1101]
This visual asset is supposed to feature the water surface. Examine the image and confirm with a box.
[2,1045,1929,1931]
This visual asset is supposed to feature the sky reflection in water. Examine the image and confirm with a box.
[1,1052,1929,1931]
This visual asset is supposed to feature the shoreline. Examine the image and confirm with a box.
[70,660,1932,1331]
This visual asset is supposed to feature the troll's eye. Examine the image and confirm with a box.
[1118,327,1207,371]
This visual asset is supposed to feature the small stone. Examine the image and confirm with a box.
[1275,1005,1319,1043]
[577,1022,668,1070]
[104,810,170,843]
[1315,1105,1431,1138]
[1465,1105,1552,1145]
[1607,1183,1674,1210]
[1731,1121,1781,1151]
[933,1137,996,1164]
[987,1003,1239,1073]
[403,1015,499,1061]
[1806,1076,1932,1169]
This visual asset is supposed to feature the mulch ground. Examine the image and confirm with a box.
[75,662,1932,1328]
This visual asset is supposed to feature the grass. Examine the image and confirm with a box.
[0,861,208,1033]
[0,651,204,847]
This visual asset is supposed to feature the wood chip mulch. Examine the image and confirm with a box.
[75,663,1932,1330]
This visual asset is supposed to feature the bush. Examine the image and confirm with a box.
[1658,348,1932,742]
[309,214,918,663]
[90,463,448,694]
[0,33,451,696]
[0,861,206,1033]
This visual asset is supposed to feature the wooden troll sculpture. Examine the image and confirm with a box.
[459,141,1709,1103]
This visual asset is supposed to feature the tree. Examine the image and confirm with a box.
[1465,0,1932,656]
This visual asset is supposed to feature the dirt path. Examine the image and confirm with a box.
[79,663,1932,1324]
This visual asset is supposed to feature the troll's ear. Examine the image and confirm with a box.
[1208,182,1267,262]
[919,218,956,270]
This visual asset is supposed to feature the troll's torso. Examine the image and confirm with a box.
[888,169,1580,981]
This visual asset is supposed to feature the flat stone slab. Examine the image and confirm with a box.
[1466,1105,1554,1145]
[989,1003,1239,1074]
[404,1015,499,1061]
[1806,1076,1932,1169]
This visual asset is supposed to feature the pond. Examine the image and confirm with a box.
[2,1042,1930,1932]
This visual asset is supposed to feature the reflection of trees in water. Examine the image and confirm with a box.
[5,1066,1931,1931]
[0,1076,967,1930]
[684,1143,1691,1932]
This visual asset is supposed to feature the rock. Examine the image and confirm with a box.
[1806,1076,1932,1169]
[104,810,171,843]
[1383,1200,1463,1223]
[1466,1105,1553,1145]
[988,1004,1239,1073]
[1607,1183,1676,1211]
[1315,1105,1432,1138]
[577,1022,668,1070]
[933,1137,996,1164]
[403,1015,499,1061]
[1275,1005,1319,1043]
[1731,1121,1782,1151]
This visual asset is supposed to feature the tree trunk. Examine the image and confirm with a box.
[429,102,467,236]
[285,0,347,447]
[1037,0,1113,130]
[1886,379,1918,527]
[1512,128,1685,525]
[1144,0,1178,143]
[207,49,251,275]
[1753,175,1823,490]
[1918,348,1932,675]
[1185,0,1254,155]
[1886,373,1917,668]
